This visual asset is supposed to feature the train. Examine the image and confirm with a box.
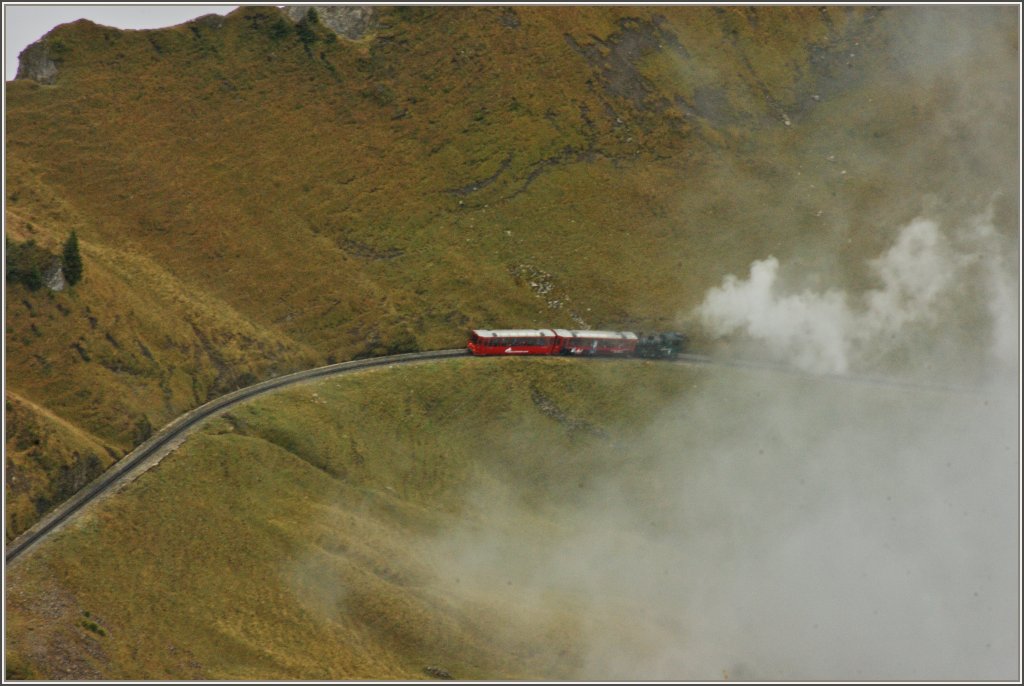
[467,328,688,359]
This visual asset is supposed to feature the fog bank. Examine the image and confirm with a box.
[426,209,1019,680]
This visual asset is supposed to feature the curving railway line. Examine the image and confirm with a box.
[4,349,468,565]
[4,347,967,565]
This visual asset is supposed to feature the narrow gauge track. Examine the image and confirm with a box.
[5,347,968,565]
[4,349,468,566]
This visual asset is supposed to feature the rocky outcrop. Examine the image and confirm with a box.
[15,41,59,84]
[190,13,226,31]
[43,260,66,292]
[284,5,376,40]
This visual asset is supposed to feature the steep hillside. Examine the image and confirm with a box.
[4,358,703,680]
[6,354,1015,680]
[5,5,1018,537]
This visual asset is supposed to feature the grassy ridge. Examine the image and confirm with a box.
[4,391,115,539]
[5,5,1017,546]
[4,358,702,680]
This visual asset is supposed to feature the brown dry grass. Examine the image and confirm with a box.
[5,4,1016,560]
[4,357,703,680]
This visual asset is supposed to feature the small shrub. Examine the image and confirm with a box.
[47,38,69,57]
[296,9,320,46]
[386,330,420,355]
[134,415,153,443]
[269,18,292,41]
[361,84,395,107]
[5,237,52,291]
[81,620,105,636]
[353,330,420,359]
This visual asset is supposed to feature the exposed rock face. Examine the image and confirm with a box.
[16,41,59,84]
[44,260,66,292]
[284,5,376,40]
[190,13,226,31]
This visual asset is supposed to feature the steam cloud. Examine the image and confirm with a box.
[426,210,1019,681]
[695,213,1017,379]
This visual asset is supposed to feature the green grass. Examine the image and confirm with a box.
[4,358,705,680]
[5,4,1017,554]
[5,354,969,680]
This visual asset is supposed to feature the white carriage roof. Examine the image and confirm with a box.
[472,329,557,337]
[553,329,638,340]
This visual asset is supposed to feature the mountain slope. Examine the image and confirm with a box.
[5,5,1018,536]
[7,351,1016,680]
[5,358,701,680]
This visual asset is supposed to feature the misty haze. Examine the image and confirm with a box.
[422,213,1018,680]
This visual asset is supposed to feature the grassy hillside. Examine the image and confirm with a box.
[4,357,704,680]
[9,352,1012,680]
[4,5,1017,543]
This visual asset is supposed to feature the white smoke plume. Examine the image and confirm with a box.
[695,214,1017,379]
[424,206,1019,681]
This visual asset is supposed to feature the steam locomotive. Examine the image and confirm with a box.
[467,329,688,359]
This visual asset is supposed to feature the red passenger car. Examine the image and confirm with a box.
[553,329,638,356]
[467,329,559,355]
[467,328,639,356]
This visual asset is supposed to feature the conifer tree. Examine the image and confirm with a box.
[62,230,83,286]
[296,8,319,47]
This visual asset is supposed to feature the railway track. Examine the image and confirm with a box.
[4,349,469,566]
[5,347,967,565]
